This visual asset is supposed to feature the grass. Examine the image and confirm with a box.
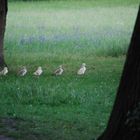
[0,0,139,140]
[0,56,124,140]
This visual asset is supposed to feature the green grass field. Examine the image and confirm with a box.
[0,0,139,140]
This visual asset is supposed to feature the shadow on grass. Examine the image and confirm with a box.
[0,117,48,140]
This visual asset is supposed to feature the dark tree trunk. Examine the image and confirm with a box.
[0,0,8,68]
[97,6,140,140]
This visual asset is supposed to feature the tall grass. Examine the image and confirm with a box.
[5,1,138,60]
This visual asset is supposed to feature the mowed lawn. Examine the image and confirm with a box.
[0,0,139,140]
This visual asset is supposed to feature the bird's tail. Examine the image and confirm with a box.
[33,72,37,75]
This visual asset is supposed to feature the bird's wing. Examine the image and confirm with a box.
[38,70,43,75]
[34,70,42,75]
[33,70,38,75]
[4,70,8,75]
[18,69,25,75]
[54,68,61,74]
[77,68,82,74]
[83,67,86,72]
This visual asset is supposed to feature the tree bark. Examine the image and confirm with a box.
[97,6,140,140]
[0,0,8,68]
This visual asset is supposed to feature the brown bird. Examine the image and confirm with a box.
[18,66,27,76]
[53,65,64,76]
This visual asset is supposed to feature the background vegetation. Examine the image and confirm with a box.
[0,0,139,140]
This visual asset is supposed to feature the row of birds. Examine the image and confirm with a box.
[0,63,86,76]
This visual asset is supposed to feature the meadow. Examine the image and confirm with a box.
[0,0,139,140]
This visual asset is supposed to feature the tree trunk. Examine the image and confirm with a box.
[0,0,8,68]
[97,6,140,140]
